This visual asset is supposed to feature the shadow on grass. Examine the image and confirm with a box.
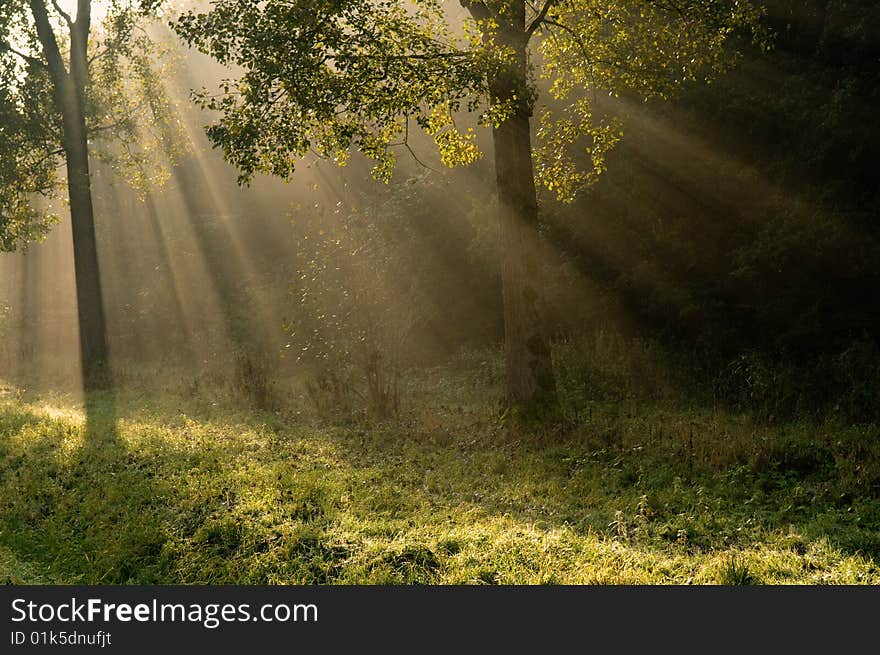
[83,389,121,451]
[0,390,173,583]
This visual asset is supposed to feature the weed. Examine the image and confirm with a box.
[716,554,759,585]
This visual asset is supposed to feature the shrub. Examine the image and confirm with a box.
[286,183,437,419]
[552,330,677,421]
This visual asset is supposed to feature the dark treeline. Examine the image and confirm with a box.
[539,0,880,420]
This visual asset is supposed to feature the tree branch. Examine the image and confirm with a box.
[0,39,47,69]
[541,18,646,78]
[48,0,74,29]
[75,0,90,33]
[527,0,557,36]
[24,146,66,173]
[458,0,492,22]
[29,0,69,85]
[391,115,440,173]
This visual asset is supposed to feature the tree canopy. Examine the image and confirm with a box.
[174,0,766,198]
[0,0,60,250]
[0,0,183,252]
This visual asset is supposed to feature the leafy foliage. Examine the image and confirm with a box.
[88,9,187,193]
[535,0,766,200]
[0,9,59,250]
[174,0,494,184]
[174,0,764,199]
[286,177,442,418]
[0,0,184,249]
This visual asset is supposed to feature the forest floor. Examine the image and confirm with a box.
[1,361,878,585]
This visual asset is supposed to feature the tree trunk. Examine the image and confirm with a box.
[63,109,110,389]
[30,0,110,389]
[490,29,556,408]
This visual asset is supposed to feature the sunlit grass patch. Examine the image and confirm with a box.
[0,381,878,585]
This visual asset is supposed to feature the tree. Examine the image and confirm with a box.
[173,0,765,408]
[0,0,181,387]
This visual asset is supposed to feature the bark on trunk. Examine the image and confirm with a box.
[30,0,109,388]
[64,114,109,389]
[489,28,556,407]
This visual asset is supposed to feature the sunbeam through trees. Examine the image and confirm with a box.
[0,0,878,592]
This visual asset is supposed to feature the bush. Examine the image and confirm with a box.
[286,183,438,419]
[714,337,880,423]
[234,346,278,412]
[551,327,880,425]
[552,330,677,422]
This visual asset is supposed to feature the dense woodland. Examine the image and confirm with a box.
[0,0,878,584]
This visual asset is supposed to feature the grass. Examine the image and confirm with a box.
[0,360,878,585]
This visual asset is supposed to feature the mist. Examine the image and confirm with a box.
[0,0,878,588]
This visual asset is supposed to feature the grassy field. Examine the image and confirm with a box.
[1,362,878,585]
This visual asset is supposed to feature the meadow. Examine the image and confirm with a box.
[2,352,877,586]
